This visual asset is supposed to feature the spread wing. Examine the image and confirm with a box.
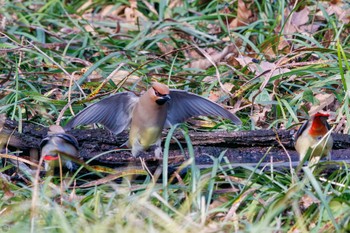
[65,92,139,134]
[165,90,241,126]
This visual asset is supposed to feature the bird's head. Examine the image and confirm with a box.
[48,125,65,135]
[150,82,171,105]
[309,112,330,137]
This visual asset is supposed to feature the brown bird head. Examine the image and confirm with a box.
[150,82,171,105]
[48,125,66,135]
[309,112,330,137]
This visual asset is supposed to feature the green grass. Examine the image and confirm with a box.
[1,0,350,232]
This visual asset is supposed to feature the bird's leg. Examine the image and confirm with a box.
[154,139,163,159]
[309,156,321,166]
[120,140,129,148]
[65,160,74,171]
[131,138,143,157]
[44,161,51,174]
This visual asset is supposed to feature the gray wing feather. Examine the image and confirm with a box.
[39,137,50,149]
[57,134,79,150]
[65,92,138,134]
[40,134,79,150]
[295,120,309,142]
[165,90,241,126]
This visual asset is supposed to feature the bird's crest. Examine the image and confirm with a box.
[314,112,329,118]
[152,82,170,95]
[48,125,65,134]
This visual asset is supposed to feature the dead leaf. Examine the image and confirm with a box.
[299,24,321,34]
[99,5,124,18]
[300,194,320,209]
[316,1,350,24]
[124,0,147,24]
[251,104,272,127]
[308,93,335,116]
[291,7,309,27]
[229,0,256,29]
[0,173,14,198]
[149,28,176,54]
[261,36,291,60]
[141,0,158,16]
[77,0,93,14]
[78,169,147,188]
[110,70,143,89]
[225,53,241,67]
[207,23,221,35]
[338,8,350,24]
[206,82,234,102]
[185,45,235,70]
[235,56,294,79]
[168,0,183,9]
[283,7,315,36]
[209,196,230,213]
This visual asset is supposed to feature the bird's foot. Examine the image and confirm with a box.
[154,146,163,159]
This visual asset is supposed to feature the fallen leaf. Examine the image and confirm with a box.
[124,0,147,24]
[78,169,147,188]
[235,56,294,78]
[0,173,14,198]
[299,24,321,34]
[338,9,350,24]
[316,1,350,24]
[141,0,158,16]
[261,36,290,60]
[110,70,142,88]
[308,93,335,116]
[225,53,241,67]
[185,45,235,70]
[229,0,256,29]
[207,82,234,102]
[300,194,320,209]
[100,5,124,18]
[77,0,93,13]
[251,105,271,127]
[291,7,309,26]
[283,7,315,36]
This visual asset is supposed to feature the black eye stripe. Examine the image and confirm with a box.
[153,88,167,97]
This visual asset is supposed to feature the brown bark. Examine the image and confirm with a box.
[1,118,350,168]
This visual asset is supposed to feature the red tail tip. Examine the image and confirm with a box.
[43,155,59,161]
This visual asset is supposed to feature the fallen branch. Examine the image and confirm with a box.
[1,119,350,168]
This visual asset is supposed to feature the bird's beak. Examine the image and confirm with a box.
[156,94,171,105]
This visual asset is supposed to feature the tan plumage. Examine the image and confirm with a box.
[294,112,333,164]
[40,125,79,171]
[65,82,241,157]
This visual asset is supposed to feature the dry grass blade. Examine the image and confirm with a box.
[78,169,147,188]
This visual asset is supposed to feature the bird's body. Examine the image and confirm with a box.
[128,84,169,155]
[40,125,79,172]
[65,82,241,157]
[295,112,333,163]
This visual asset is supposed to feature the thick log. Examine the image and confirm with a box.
[1,118,350,168]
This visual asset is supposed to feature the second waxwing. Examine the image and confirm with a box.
[65,82,241,157]
[40,125,79,172]
[294,112,333,164]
